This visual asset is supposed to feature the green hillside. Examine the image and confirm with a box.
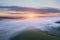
[10,30,60,40]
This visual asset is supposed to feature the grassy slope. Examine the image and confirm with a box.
[10,30,60,40]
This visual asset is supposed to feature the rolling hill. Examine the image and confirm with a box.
[10,29,60,40]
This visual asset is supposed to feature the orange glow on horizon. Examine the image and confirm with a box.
[25,13,36,18]
[0,12,60,19]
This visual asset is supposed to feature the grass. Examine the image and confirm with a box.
[10,30,60,40]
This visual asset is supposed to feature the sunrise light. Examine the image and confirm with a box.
[25,13,36,18]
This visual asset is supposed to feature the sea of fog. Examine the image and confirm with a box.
[0,17,60,40]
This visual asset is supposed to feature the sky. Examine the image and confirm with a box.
[0,0,60,8]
